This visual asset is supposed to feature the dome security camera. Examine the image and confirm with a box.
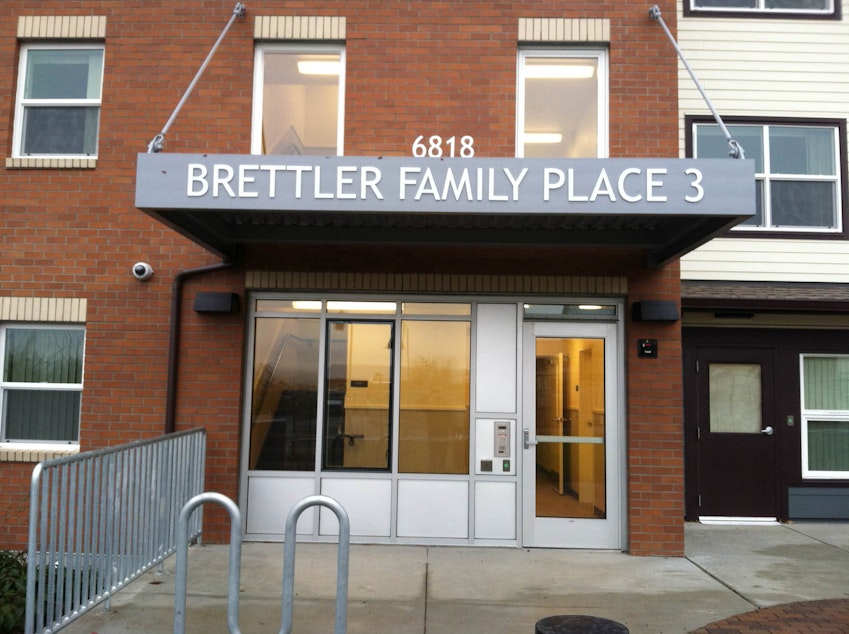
[132,262,154,281]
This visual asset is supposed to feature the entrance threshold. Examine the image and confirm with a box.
[699,516,780,525]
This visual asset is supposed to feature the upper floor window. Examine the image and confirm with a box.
[12,45,104,158]
[1,326,84,444]
[692,120,844,233]
[251,45,345,155]
[688,0,836,16]
[517,49,608,159]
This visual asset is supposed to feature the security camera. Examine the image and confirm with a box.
[132,262,154,281]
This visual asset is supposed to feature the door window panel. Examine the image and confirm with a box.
[253,46,344,155]
[517,50,607,159]
[323,322,393,470]
[398,321,470,474]
[802,355,849,478]
[249,318,320,470]
[708,363,762,433]
[535,337,606,519]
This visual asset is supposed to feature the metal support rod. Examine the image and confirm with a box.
[649,5,744,159]
[148,3,246,153]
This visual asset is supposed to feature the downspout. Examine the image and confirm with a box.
[165,258,237,435]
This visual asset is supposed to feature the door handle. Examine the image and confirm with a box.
[761,426,774,436]
[523,428,537,449]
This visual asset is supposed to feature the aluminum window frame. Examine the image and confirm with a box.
[689,117,845,236]
[251,43,346,157]
[245,296,473,476]
[516,48,609,159]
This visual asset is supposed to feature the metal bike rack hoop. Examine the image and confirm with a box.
[280,495,350,634]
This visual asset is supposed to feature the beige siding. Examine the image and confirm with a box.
[677,1,849,282]
[676,2,849,127]
[680,238,849,283]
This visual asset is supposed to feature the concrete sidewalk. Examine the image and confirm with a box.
[62,521,849,634]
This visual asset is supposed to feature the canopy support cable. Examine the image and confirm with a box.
[649,5,744,159]
[148,3,246,153]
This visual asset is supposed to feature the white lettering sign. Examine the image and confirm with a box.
[168,158,725,215]
[412,135,475,158]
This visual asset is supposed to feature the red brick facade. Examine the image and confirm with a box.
[0,1,683,555]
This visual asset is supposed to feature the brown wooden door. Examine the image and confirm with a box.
[695,347,779,518]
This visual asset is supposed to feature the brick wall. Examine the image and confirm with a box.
[1,1,681,551]
[627,262,685,556]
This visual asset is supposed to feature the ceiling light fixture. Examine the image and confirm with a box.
[297,60,342,75]
[525,65,595,79]
[523,132,563,144]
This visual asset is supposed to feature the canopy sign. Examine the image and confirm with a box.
[136,154,753,217]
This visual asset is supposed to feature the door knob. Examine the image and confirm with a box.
[523,428,537,449]
[761,426,774,436]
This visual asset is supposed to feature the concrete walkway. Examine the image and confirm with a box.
[62,521,849,634]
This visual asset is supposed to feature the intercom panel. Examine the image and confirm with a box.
[474,418,516,475]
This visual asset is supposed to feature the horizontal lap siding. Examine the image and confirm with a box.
[682,239,849,282]
[677,3,849,282]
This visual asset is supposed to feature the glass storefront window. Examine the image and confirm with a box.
[256,299,321,313]
[323,321,393,470]
[402,303,471,316]
[523,304,617,319]
[249,318,321,470]
[248,299,473,476]
[398,321,471,474]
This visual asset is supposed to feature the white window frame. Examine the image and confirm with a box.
[516,48,609,159]
[689,0,835,15]
[0,324,84,447]
[251,43,346,156]
[800,354,849,480]
[693,122,842,233]
[12,43,105,159]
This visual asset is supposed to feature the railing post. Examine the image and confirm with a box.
[280,495,350,634]
[174,492,242,634]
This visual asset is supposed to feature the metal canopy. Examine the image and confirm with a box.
[142,206,742,267]
[135,153,755,267]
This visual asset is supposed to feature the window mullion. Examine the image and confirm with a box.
[762,126,772,228]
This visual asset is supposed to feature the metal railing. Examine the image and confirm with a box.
[25,428,206,634]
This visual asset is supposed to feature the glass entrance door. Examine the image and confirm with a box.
[522,321,622,548]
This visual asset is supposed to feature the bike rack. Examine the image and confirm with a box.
[172,493,349,634]
[280,495,350,634]
[174,492,243,634]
